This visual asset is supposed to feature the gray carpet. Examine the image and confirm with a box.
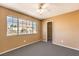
[1,41,79,56]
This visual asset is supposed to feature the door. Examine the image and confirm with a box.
[47,22,52,43]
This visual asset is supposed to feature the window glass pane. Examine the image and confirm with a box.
[7,16,13,22]
[22,20,26,34]
[29,21,32,27]
[13,17,17,23]
[29,21,33,34]
[19,19,23,35]
[12,17,18,35]
[19,19,23,26]
[22,20,26,24]
[19,19,27,35]
[12,23,17,33]
[7,16,18,36]
[26,20,30,34]
[7,22,13,36]
[32,22,37,33]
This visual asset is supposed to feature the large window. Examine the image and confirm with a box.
[7,16,37,36]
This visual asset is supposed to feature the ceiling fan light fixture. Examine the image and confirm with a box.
[37,9,44,14]
[37,3,47,14]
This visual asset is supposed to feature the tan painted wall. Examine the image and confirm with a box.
[42,10,79,50]
[0,7,42,53]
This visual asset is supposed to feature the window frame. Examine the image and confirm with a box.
[7,16,37,36]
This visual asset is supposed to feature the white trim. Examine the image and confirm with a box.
[42,39,47,42]
[53,42,79,51]
[0,40,40,55]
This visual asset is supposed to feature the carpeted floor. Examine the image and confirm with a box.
[1,41,79,56]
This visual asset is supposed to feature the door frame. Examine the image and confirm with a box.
[47,22,52,42]
[42,20,53,44]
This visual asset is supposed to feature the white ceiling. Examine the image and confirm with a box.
[0,3,79,19]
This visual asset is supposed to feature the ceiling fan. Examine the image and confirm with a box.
[37,3,47,14]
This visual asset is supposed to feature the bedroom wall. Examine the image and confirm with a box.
[0,6,42,53]
[42,10,79,50]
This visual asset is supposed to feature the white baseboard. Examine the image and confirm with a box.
[42,39,47,42]
[0,40,40,55]
[53,42,79,51]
